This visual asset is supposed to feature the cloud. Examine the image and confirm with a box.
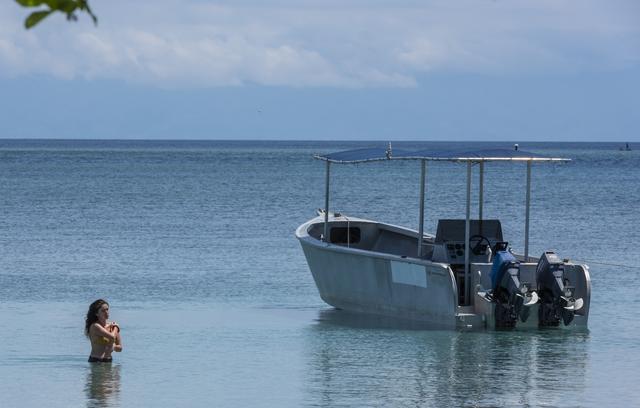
[0,0,638,87]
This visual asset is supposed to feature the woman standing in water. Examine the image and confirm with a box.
[85,299,123,363]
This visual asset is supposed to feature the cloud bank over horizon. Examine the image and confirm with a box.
[1,0,638,88]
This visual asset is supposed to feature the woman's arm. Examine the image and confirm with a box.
[113,330,123,352]
[90,322,117,342]
[108,322,123,352]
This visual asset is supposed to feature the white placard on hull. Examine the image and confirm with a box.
[391,261,427,288]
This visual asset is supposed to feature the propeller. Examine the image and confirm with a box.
[562,297,584,311]
[516,291,539,306]
[524,291,539,306]
[476,285,494,302]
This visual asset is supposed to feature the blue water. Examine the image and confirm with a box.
[0,140,639,407]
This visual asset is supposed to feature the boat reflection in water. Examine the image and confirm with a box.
[84,363,121,408]
[304,309,589,407]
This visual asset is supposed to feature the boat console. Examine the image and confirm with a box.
[431,219,503,264]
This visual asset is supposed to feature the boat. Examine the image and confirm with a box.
[620,143,631,151]
[295,144,591,330]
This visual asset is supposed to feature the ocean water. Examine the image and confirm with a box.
[0,140,638,407]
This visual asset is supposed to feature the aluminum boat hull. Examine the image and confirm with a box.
[296,215,590,330]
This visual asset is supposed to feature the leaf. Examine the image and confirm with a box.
[15,0,46,6]
[82,1,98,25]
[25,10,52,29]
[42,0,61,8]
[56,0,78,13]
[19,0,97,29]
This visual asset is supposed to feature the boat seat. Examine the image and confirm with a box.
[371,229,418,258]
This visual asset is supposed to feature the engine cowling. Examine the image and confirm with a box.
[536,251,583,327]
[490,250,536,328]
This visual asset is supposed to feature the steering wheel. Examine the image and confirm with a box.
[469,234,491,255]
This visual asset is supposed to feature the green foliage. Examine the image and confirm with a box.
[15,0,97,29]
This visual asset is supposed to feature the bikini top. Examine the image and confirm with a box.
[92,336,112,345]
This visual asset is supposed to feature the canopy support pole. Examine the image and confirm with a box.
[417,160,426,257]
[323,161,331,243]
[479,161,484,221]
[464,161,472,306]
[524,160,531,261]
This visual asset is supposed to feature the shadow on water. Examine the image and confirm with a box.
[314,309,452,331]
[304,309,590,407]
[84,363,121,408]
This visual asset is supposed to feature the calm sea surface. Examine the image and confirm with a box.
[0,140,638,407]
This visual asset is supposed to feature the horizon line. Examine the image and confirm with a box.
[0,138,634,144]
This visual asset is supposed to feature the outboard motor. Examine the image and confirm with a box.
[488,249,538,328]
[536,251,584,327]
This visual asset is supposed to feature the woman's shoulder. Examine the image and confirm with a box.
[88,322,102,333]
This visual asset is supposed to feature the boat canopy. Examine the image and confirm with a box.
[315,143,571,279]
[315,145,569,163]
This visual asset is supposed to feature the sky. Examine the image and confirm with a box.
[0,0,638,141]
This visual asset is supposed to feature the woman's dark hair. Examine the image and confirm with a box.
[85,299,108,337]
